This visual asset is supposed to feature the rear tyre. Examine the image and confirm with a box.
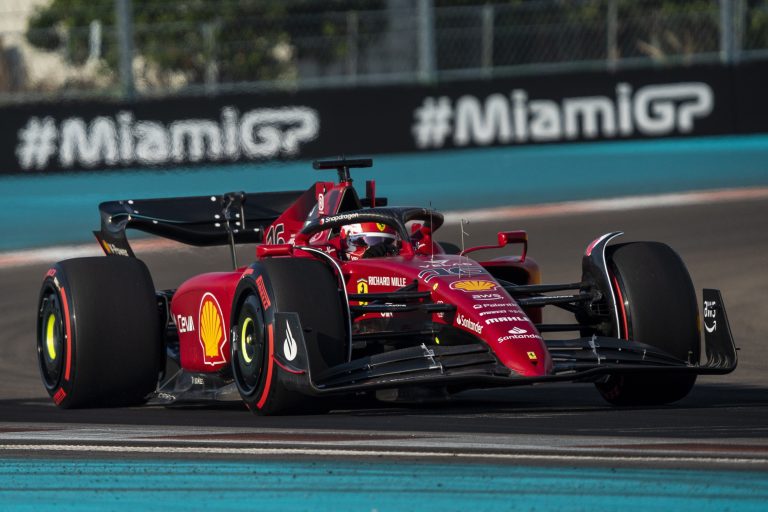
[36,257,162,408]
[232,258,346,415]
[595,242,699,406]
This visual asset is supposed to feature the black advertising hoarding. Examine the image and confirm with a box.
[731,59,768,136]
[408,64,732,151]
[2,61,765,175]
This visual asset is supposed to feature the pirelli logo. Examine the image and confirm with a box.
[53,388,67,405]
[256,275,271,310]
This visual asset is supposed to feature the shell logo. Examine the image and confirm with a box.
[450,279,497,292]
[199,292,227,365]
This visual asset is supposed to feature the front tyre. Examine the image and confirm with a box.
[232,295,268,398]
[36,257,162,408]
[595,242,700,406]
[231,258,346,415]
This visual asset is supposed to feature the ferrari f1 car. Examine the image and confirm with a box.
[36,158,737,414]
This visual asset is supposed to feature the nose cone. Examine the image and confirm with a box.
[422,266,552,376]
[488,315,551,376]
[456,307,551,377]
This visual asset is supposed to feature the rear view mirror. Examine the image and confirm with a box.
[497,230,528,261]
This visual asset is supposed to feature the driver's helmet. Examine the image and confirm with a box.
[341,222,397,259]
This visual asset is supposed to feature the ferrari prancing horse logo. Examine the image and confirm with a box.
[199,292,227,366]
[356,278,369,306]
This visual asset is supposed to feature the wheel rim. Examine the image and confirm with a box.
[45,313,57,360]
[232,296,266,397]
[240,317,255,364]
[38,290,65,390]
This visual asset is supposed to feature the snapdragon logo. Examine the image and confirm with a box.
[16,106,319,170]
[412,82,714,148]
[320,212,362,225]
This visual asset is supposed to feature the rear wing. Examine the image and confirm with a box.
[94,190,304,257]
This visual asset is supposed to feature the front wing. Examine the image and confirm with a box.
[270,289,737,395]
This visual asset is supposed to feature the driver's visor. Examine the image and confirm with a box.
[348,233,396,247]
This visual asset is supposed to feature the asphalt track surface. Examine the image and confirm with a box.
[1,197,767,480]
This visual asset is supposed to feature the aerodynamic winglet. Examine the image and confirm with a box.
[700,289,738,372]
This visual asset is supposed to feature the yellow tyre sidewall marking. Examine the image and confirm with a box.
[45,313,57,360]
[240,317,254,364]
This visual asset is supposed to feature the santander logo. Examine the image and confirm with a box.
[455,313,483,334]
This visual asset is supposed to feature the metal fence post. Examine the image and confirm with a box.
[733,0,746,62]
[115,0,135,99]
[88,20,102,62]
[606,0,618,70]
[346,10,359,81]
[203,22,219,93]
[481,4,494,75]
[417,0,436,82]
[719,0,734,63]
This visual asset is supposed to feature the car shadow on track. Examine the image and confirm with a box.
[1,383,767,439]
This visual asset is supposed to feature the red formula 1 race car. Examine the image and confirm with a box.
[36,159,737,414]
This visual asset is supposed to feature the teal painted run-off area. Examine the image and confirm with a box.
[1,134,767,250]
[2,458,768,511]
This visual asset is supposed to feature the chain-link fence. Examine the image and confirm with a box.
[1,0,767,104]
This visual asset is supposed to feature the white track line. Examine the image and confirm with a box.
[0,238,180,269]
[1,443,766,465]
[442,186,768,224]
[2,186,767,269]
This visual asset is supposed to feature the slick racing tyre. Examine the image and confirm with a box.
[595,242,700,406]
[231,258,346,415]
[37,257,162,408]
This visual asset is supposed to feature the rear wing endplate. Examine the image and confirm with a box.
[701,288,738,371]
